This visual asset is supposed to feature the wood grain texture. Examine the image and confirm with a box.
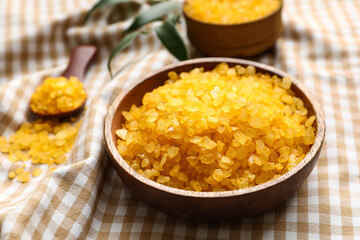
[183,1,283,57]
[62,45,97,82]
[104,58,326,220]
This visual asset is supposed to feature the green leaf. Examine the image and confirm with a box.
[126,1,180,32]
[168,13,180,25]
[107,31,143,78]
[155,20,188,61]
[84,0,139,24]
[146,0,169,5]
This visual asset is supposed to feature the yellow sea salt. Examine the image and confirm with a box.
[32,168,42,177]
[50,167,57,171]
[8,171,16,180]
[1,118,81,182]
[17,172,30,183]
[30,76,86,115]
[15,167,24,175]
[184,0,281,24]
[116,63,316,192]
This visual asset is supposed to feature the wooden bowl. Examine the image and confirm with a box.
[183,1,283,57]
[104,58,325,220]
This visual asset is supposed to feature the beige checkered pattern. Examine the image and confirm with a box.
[1,0,360,239]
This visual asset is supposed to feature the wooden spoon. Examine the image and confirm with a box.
[30,45,97,118]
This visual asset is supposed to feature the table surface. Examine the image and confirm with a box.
[0,0,359,239]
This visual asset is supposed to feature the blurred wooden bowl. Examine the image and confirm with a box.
[183,1,283,57]
[104,58,325,220]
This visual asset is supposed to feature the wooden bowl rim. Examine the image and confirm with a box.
[182,0,283,27]
[105,57,325,199]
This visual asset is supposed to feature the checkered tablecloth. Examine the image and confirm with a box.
[1,0,359,239]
